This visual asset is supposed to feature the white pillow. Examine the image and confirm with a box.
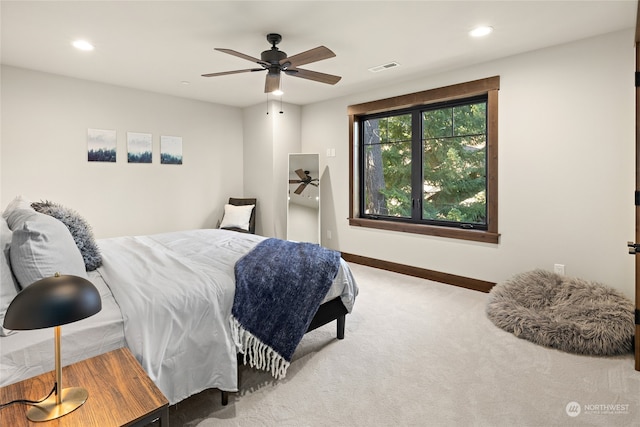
[10,210,88,289]
[219,204,254,231]
[0,217,18,336]
[2,195,33,223]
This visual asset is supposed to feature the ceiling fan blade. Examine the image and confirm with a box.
[294,169,307,180]
[286,68,342,85]
[202,68,264,77]
[289,179,302,183]
[265,73,281,93]
[294,183,307,195]
[215,48,264,65]
[282,46,336,68]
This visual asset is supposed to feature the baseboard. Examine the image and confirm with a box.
[340,252,495,293]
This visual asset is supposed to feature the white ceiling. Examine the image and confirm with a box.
[1,1,636,108]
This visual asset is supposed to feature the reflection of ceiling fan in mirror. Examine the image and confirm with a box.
[289,169,319,195]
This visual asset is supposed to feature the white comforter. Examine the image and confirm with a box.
[97,229,357,404]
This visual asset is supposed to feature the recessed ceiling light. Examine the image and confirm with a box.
[469,26,493,38]
[72,40,94,51]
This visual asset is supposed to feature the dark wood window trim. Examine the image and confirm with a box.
[348,76,500,244]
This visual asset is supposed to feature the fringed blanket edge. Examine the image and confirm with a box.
[229,315,291,380]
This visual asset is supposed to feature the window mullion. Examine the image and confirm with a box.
[357,119,365,216]
[411,110,422,221]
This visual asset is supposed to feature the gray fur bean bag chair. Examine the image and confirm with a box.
[486,269,634,356]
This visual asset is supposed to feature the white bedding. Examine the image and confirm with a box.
[0,229,358,405]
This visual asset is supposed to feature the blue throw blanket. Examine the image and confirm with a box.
[230,238,341,379]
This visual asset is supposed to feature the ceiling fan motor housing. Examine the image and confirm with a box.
[262,33,287,76]
[261,49,287,64]
[261,47,287,76]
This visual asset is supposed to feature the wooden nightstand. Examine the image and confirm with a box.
[0,347,169,426]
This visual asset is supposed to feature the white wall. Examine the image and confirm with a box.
[302,29,636,298]
[242,103,273,236]
[1,66,244,238]
[243,100,300,239]
[273,102,301,239]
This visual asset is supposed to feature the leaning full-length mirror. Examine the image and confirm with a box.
[287,153,320,243]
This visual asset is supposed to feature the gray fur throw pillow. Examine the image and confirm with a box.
[31,200,102,271]
[486,269,634,356]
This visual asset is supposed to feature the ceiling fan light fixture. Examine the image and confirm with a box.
[272,89,284,96]
[72,40,94,51]
[469,26,493,38]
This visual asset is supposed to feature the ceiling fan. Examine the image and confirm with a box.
[202,33,342,93]
[289,169,319,195]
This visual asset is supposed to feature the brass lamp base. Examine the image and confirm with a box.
[27,387,89,422]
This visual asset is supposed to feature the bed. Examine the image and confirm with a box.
[0,199,358,406]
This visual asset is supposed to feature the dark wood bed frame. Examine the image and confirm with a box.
[220,297,349,405]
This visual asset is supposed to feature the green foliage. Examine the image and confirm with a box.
[364,114,412,217]
[363,100,487,225]
[422,102,486,224]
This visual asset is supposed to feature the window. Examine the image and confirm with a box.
[348,77,500,244]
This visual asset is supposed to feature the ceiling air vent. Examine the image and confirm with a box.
[368,62,400,73]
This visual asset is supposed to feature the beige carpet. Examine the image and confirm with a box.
[168,264,640,427]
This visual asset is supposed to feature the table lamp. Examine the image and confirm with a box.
[3,273,102,422]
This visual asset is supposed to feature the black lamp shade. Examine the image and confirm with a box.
[3,275,102,330]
